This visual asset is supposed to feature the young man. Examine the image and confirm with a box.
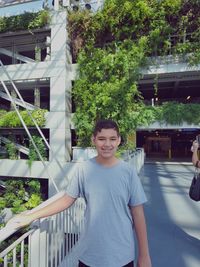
[7,119,151,267]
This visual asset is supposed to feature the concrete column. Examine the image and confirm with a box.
[34,87,40,108]
[10,89,17,110]
[35,44,41,62]
[48,11,72,163]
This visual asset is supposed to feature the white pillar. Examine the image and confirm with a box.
[48,11,72,163]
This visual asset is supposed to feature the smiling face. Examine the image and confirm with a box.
[92,128,121,163]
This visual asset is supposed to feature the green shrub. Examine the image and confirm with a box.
[0,109,47,128]
[0,10,50,33]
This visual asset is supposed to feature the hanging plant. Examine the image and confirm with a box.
[27,135,47,168]
[5,139,18,160]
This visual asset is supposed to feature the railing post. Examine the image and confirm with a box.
[29,223,40,267]
[29,219,49,267]
[39,219,49,267]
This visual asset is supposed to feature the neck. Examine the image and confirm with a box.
[95,156,119,167]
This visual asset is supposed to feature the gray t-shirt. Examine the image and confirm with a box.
[66,158,147,267]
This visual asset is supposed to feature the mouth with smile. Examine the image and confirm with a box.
[101,148,114,153]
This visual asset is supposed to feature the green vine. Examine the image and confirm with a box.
[5,138,18,160]
[73,39,147,146]
[137,102,200,126]
[27,135,47,168]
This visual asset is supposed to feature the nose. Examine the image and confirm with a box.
[104,139,111,146]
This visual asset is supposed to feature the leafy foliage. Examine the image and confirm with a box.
[5,139,18,160]
[27,135,47,168]
[73,39,147,145]
[0,10,50,33]
[140,102,200,126]
[68,0,200,59]
[0,109,47,127]
[69,0,200,147]
[0,178,43,215]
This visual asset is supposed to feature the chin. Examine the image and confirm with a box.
[100,152,114,158]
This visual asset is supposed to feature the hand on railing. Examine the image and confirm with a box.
[6,211,34,230]
[0,211,35,243]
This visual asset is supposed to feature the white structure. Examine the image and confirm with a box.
[0,7,77,195]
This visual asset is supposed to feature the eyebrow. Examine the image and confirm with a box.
[97,136,118,138]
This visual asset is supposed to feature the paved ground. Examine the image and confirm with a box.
[139,162,200,267]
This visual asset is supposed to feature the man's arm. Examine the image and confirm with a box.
[7,193,76,229]
[130,205,151,267]
[192,140,199,167]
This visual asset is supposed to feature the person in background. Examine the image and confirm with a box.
[7,119,151,267]
[191,138,200,168]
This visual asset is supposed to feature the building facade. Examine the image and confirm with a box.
[137,56,200,160]
[0,0,199,199]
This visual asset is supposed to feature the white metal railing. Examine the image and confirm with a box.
[121,148,145,173]
[0,148,144,267]
[0,228,35,267]
[0,199,85,267]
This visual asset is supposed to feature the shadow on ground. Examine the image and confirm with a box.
[140,163,200,267]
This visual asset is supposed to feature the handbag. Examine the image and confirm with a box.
[189,169,200,201]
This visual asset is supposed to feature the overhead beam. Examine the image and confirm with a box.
[0,48,35,63]
[140,72,200,84]
[0,136,29,155]
[0,90,36,110]
[0,62,77,82]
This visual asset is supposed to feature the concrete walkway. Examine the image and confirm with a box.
[140,162,200,267]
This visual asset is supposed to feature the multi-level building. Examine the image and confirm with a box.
[0,0,104,198]
[0,0,77,196]
[0,0,199,201]
[137,56,200,160]
[1,2,199,265]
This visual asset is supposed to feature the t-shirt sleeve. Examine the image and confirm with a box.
[66,165,85,199]
[128,167,147,207]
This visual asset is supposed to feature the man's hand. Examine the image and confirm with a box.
[137,254,152,267]
[6,213,34,229]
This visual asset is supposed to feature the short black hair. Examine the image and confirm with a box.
[93,119,120,136]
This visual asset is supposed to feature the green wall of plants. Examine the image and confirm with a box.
[68,0,200,147]
[0,10,50,33]
[0,109,47,127]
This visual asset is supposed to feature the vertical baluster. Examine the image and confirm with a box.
[13,247,16,267]
[65,209,68,258]
[57,212,61,266]
[4,255,7,267]
[50,219,54,267]
[28,232,32,267]
[46,218,50,267]
[49,218,54,267]
[60,211,64,262]
[72,206,76,248]
[54,215,57,267]
[69,207,72,266]
[21,240,24,267]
